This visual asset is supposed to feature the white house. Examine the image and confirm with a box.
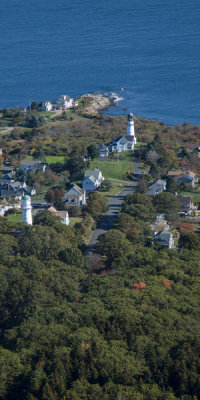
[109,113,136,153]
[147,180,166,196]
[53,95,73,110]
[154,230,174,249]
[64,184,86,206]
[82,168,104,191]
[37,101,53,112]
[47,206,69,225]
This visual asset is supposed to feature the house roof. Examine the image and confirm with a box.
[176,175,195,183]
[149,180,166,189]
[177,195,191,207]
[98,144,109,151]
[168,170,196,178]
[83,176,96,183]
[21,160,42,166]
[84,168,101,179]
[65,184,84,196]
[155,230,172,239]
[110,135,134,145]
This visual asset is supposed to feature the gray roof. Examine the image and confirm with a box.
[98,144,109,151]
[65,184,84,196]
[149,180,166,189]
[84,168,101,179]
[110,135,134,145]
[21,160,42,166]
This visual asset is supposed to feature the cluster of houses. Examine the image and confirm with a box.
[64,168,104,206]
[0,160,46,216]
[37,94,78,112]
[146,171,199,248]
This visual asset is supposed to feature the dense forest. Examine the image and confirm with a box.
[1,192,200,399]
[0,107,200,399]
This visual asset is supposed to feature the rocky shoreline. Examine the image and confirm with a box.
[81,93,113,114]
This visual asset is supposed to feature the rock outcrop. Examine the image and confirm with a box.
[81,93,112,114]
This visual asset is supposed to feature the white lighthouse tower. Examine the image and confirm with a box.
[127,113,136,144]
[22,195,32,225]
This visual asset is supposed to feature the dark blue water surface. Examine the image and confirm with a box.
[1,0,200,124]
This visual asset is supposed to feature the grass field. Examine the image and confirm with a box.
[180,191,200,202]
[98,180,126,198]
[5,214,22,222]
[45,156,65,164]
[135,142,148,148]
[90,160,134,180]
[69,217,83,227]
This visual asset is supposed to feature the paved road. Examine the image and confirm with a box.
[88,162,141,252]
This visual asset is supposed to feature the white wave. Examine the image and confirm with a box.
[110,92,124,103]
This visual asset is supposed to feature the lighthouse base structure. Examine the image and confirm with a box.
[22,195,33,225]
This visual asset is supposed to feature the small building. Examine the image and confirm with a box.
[47,206,69,225]
[64,184,86,206]
[37,101,53,112]
[154,230,174,249]
[147,180,166,196]
[109,135,135,152]
[82,168,104,191]
[175,173,198,188]
[32,206,69,225]
[97,144,109,159]
[177,195,197,216]
[20,160,46,173]
[53,95,73,110]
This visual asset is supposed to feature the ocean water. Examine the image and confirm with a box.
[1,0,200,125]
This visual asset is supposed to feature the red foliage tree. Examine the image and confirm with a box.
[179,222,194,232]
[133,282,146,290]
[162,279,171,288]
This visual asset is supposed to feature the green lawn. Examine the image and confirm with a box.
[69,217,83,227]
[5,214,22,222]
[98,180,126,198]
[45,156,65,164]
[134,142,148,148]
[90,160,134,180]
[180,191,200,202]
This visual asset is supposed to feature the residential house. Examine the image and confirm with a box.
[109,136,135,152]
[53,95,73,110]
[0,199,21,216]
[64,184,86,206]
[37,101,53,112]
[147,180,166,196]
[82,168,104,191]
[32,206,69,225]
[154,230,175,249]
[97,144,109,159]
[176,173,198,188]
[177,195,197,216]
[20,160,46,173]
[47,206,69,225]
[167,170,198,188]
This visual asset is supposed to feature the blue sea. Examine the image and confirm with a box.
[1,0,200,125]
